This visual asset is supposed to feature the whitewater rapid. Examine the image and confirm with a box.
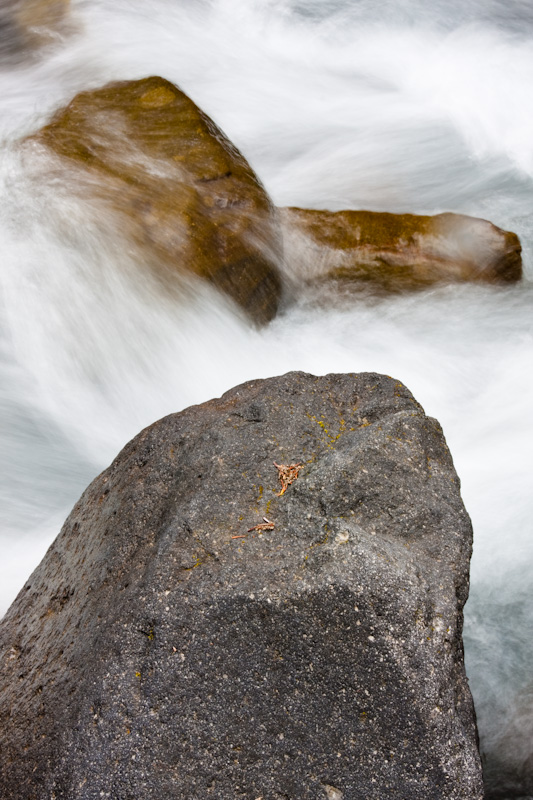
[1,0,532,791]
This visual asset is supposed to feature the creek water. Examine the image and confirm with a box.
[1,0,532,794]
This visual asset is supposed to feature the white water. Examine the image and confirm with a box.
[1,0,532,793]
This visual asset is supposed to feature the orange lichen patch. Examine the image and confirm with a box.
[273,462,303,496]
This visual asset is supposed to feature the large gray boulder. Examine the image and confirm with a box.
[0,372,483,799]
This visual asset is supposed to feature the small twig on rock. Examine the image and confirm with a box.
[273,461,303,496]
[247,517,275,532]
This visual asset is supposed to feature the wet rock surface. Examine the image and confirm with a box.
[26,75,283,324]
[280,207,522,292]
[0,371,483,799]
[23,74,522,325]
[21,75,523,327]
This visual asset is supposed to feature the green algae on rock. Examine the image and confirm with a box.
[280,207,522,293]
[28,75,283,324]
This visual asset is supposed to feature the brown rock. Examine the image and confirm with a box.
[0,0,70,56]
[27,76,283,324]
[280,207,522,292]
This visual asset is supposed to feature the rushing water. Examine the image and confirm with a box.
[1,0,533,795]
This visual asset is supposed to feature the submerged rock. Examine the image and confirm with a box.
[280,207,522,292]
[0,0,70,58]
[0,372,483,799]
[23,74,522,321]
[27,75,283,324]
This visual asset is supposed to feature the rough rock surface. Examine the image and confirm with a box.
[280,207,522,291]
[0,371,483,799]
[26,75,283,324]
